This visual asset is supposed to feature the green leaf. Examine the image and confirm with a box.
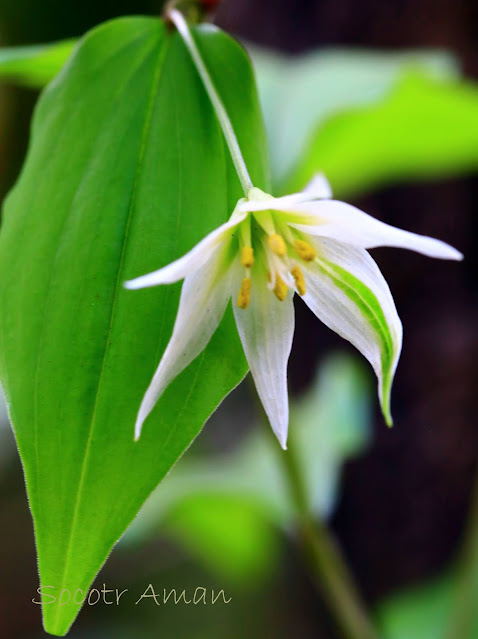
[250,46,459,188]
[0,40,76,88]
[376,571,456,639]
[0,16,269,636]
[162,494,281,586]
[285,72,478,197]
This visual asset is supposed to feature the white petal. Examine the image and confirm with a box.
[238,183,330,215]
[302,173,333,199]
[287,200,463,260]
[125,210,246,289]
[233,272,295,449]
[134,244,235,439]
[301,237,403,424]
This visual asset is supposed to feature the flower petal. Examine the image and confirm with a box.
[287,200,463,260]
[239,176,331,214]
[134,244,236,439]
[125,210,246,289]
[301,173,333,199]
[233,272,295,449]
[301,237,403,424]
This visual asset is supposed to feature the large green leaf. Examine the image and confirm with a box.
[285,72,478,197]
[0,16,269,636]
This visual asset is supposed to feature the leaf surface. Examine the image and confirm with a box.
[0,17,269,635]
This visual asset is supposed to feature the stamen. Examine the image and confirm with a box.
[293,239,316,261]
[237,278,252,309]
[273,274,288,301]
[241,246,254,268]
[291,265,306,295]
[268,233,287,257]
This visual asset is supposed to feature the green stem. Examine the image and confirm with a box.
[277,432,381,639]
[167,7,254,195]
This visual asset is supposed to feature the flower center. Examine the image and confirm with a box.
[236,214,316,309]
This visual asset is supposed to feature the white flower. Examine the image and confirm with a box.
[125,175,462,449]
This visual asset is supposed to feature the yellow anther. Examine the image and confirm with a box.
[291,265,306,296]
[241,246,254,268]
[293,239,316,261]
[237,278,252,309]
[268,233,287,257]
[273,275,288,302]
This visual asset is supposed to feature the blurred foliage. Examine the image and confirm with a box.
[250,47,459,186]
[161,495,281,587]
[252,47,478,197]
[286,73,478,198]
[376,571,458,639]
[376,569,478,639]
[0,40,75,88]
[376,484,478,639]
[124,354,372,585]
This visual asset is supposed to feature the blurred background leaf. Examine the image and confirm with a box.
[124,354,372,586]
[376,571,458,639]
[250,47,459,188]
[376,565,478,639]
[285,72,478,197]
[0,40,75,88]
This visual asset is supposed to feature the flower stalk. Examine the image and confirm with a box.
[275,427,381,639]
[167,7,254,194]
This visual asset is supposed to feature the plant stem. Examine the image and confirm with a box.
[167,8,254,196]
[278,432,381,639]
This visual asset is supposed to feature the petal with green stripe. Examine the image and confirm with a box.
[301,237,402,423]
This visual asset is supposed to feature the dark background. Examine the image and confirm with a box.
[0,1,477,637]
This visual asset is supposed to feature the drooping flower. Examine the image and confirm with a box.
[125,175,462,449]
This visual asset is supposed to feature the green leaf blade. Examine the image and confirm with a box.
[0,16,269,636]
